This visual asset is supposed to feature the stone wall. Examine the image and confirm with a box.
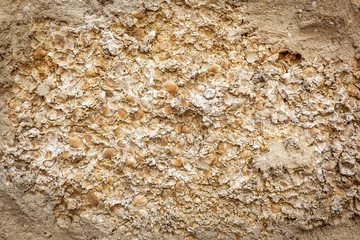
[1,0,360,239]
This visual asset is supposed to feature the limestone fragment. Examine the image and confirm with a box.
[163,81,178,95]
[69,136,82,148]
[347,84,360,99]
[103,148,117,159]
[171,157,183,167]
[132,195,148,207]
[34,47,46,59]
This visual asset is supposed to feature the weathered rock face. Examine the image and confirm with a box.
[1,0,360,239]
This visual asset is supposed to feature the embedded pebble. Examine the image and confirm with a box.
[163,81,178,95]
[103,148,117,159]
[69,136,82,148]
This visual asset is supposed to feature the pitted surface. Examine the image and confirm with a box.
[1,0,360,239]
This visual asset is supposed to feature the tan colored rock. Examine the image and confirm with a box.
[86,69,98,77]
[103,148,117,159]
[118,108,127,119]
[347,84,360,99]
[207,64,221,75]
[163,81,178,95]
[135,108,144,120]
[163,104,173,115]
[175,180,186,192]
[34,47,46,59]
[171,157,183,167]
[69,136,83,148]
[132,195,148,207]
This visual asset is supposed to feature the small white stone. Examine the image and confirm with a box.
[36,83,50,96]
[22,4,30,16]
[203,88,216,99]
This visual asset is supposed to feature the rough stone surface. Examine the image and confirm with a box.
[1,0,360,239]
